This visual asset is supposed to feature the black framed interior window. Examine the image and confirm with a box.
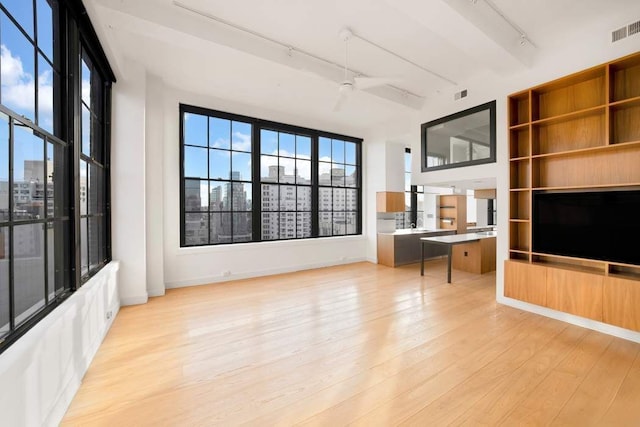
[180,104,362,246]
[0,0,114,354]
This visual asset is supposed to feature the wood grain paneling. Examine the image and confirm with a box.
[533,110,605,155]
[504,260,547,306]
[376,191,404,212]
[510,127,530,158]
[509,191,530,220]
[439,195,467,233]
[603,276,640,332]
[510,160,530,189]
[611,102,640,144]
[474,188,496,199]
[452,242,481,274]
[534,69,606,119]
[480,237,496,274]
[611,55,640,101]
[546,268,603,321]
[376,233,395,267]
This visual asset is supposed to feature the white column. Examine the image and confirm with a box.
[145,73,165,297]
[111,59,148,305]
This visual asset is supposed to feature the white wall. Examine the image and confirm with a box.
[411,35,640,341]
[145,73,165,297]
[111,60,148,305]
[0,262,120,427]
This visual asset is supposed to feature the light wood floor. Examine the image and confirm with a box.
[62,260,640,426]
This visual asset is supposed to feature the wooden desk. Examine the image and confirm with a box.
[421,231,497,283]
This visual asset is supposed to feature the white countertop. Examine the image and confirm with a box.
[421,231,497,244]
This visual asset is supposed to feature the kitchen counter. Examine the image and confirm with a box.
[377,229,456,267]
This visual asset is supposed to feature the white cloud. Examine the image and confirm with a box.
[232,131,251,151]
[1,44,53,127]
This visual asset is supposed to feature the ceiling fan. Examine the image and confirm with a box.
[333,28,399,112]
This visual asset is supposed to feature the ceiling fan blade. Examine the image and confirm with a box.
[354,76,401,89]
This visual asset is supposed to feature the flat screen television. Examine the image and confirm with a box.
[532,189,640,265]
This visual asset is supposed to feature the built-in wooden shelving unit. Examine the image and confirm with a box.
[505,51,640,333]
[438,195,466,233]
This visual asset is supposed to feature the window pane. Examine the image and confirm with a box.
[296,159,311,184]
[88,216,101,270]
[208,180,225,211]
[318,162,331,185]
[279,185,296,211]
[345,165,357,187]
[232,212,252,243]
[260,129,277,155]
[231,121,251,152]
[80,217,87,275]
[296,135,310,159]
[179,148,207,183]
[3,0,34,36]
[346,189,358,211]
[79,160,87,215]
[405,192,411,212]
[333,188,346,212]
[319,137,331,161]
[405,172,411,192]
[14,223,45,326]
[331,164,345,187]
[404,151,411,172]
[1,14,35,120]
[0,226,9,337]
[91,117,103,164]
[38,54,54,134]
[0,113,8,222]
[417,193,424,212]
[231,151,251,181]
[279,212,296,239]
[297,212,311,238]
[51,219,70,296]
[261,184,278,212]
[260,155,278,182]
[395,212,405,229]
[209,117,229,149]
[37,0,53,60]
[319,188,332,211]
[185,179,208,211]
[296,186,311,211]
[261,212,278,240]
[279,156,295,183]
[332,139,344,163]
[333,211,346,235]
[80,57,91,105]
[184,212,208,246]
[209,148,230,180]
[279,132,294,156]
[231,182,251,211]
[183,113,207,147]
[14,123,45,220]
[319,212,331,236]
[210,212,231,244]
[88,164,101,215]
[81,104,90,156]
[346,212,357,234]
[345,142,356,165]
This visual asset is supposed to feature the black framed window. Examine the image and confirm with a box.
[0,0,114,353]
[79,47,109,279]
[180,104,362,246]
[396,148,424,229]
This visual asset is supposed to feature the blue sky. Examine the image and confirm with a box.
[1,2,55,132]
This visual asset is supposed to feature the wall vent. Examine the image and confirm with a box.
[612,26,627,42]
[454,89,468,100]
[612,20,640,43]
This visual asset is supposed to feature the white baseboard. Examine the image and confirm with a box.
[166,257,368,289]
[498,295,640,344]
[147,287,166,297]
[120,294,149,306]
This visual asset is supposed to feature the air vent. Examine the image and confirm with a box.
[612,19,640,43]
[612,26,627,42]
[454,89,468,100]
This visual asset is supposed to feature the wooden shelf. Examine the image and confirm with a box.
[438,195,467,233]
[507,51,640,333]
[531,139,640,159]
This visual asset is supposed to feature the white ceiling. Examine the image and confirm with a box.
[87,0,640,136]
